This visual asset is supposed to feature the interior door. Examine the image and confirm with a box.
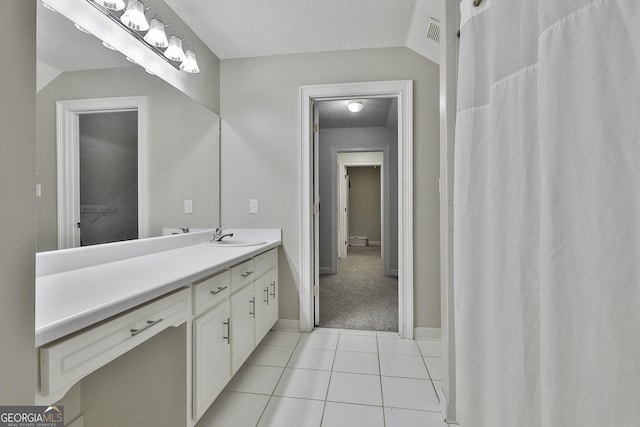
[313,103,320,326]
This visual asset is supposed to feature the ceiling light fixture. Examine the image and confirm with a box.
[82,0,200,73]
[347,101,364,113]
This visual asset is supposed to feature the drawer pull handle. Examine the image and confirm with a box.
[130,318,163,337]
[270,281,276,298]
[241,270,254,278]
[264,287,269,305]
[223,318,230,344]
[250,297,256,318]
[211,285,228,296]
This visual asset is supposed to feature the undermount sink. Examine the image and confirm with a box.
[206,240,267,247]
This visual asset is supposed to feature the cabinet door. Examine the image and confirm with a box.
[266,270,279,332]
[230,284,255,373]
[193,301,231,421]
[254,274,272,344]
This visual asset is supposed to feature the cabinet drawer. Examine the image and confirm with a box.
[230,259,255,293]
[40,288,190,397]
[193,270,230,315]
[254,248,277,278]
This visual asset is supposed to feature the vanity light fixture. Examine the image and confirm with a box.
[143,18,169,48]
[78,0,201,73]
[102,41,118,50]
[96,0,125,11]
[180,50,200,73]
[347,101,364,113]
[120,0,149,32]
[74,23,92,34]
[163,36,186,62]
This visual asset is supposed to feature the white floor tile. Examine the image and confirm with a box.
[336,334,378,353]
[379,354,428,379]
[224,364,284,395]
[333,351,379,375]
[260,330,302,347]
[257,396,324,427]
[196,391,270,427]
[417,340,441,357]
[287,347,336,371]
[246,344,295,367]
[273,368,331,400]
[424,356,442,380]
[340,329,378,336]
[327,372,382,406]
[321,402,384,427]
[381,376,439,412]
[377,336,421,356]
[384,407,447,427]
[297,332,339,350]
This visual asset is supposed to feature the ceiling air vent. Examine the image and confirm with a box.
[426,17,440,43]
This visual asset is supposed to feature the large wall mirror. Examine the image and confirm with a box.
[36,1,220,252]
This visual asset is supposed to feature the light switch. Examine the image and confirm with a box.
[36,184,41,198]
[249,199,259,214]
[184,199,193,214]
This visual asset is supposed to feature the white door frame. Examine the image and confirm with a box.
[300,80,413,338]
[337,153,384,260]
[56,96,148,249]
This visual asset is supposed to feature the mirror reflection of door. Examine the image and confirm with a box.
[79,111,138,246]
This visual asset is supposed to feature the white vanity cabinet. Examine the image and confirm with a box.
[254,267,278,344]
[230,282,257,372]
[192,300,230,420]
[38,288,190,402]
[191,271,231,421]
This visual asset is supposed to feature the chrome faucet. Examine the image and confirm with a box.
[211,227,234,242]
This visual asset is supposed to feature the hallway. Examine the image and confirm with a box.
[319,246,398,331]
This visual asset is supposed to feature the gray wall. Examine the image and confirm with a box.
[318,127,397,275]
[348,166,381,242]
[0,0,35,403]
[36,66,220,251]
[220,47,441,328]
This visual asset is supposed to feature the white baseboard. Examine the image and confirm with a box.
[414,327,441,340]
[66,415,84,427]
[272,319,299,331]
[318,267,333,275]
[368,241,381,246]
[389,269,399,277]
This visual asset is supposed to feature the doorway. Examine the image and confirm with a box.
[56,96,148,249]
[299,80,414,338]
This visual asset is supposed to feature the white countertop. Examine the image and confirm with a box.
[35,229,281,347]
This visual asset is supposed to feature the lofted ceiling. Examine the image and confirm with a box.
[37,0,441,125]
[164,0,441,63]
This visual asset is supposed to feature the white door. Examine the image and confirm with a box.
[313,104,321,326]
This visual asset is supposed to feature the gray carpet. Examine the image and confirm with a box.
[319,246,398,331]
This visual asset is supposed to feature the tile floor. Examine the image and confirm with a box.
[196,328,448,427]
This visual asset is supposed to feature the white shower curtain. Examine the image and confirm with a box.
[454,1,640,426]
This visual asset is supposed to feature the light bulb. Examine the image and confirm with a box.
[120,0,149,32]
[347,101,364,113]
[144,18,169,48]
[180,50,200,73]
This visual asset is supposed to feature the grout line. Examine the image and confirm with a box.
[376,333,388,427]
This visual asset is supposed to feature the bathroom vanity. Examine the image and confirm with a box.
[35,229,281,427]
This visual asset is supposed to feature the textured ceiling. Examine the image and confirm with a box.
[318,98,397,130]
[164,0,441,63]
